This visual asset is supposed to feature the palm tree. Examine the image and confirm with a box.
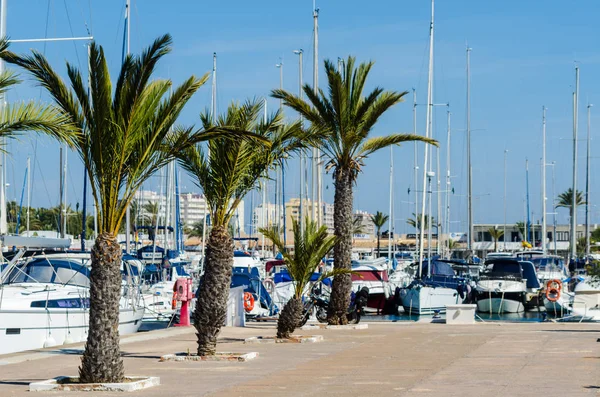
[488,227,504,252]
[272,56,437,325]
[188,221,204,238]
[370,211,389,257]
[1,34,225,383]
[143,201,159,226]
[407,213,437,233]
[260,217,350,338]
[556,188,586,218]
[515,221,532,242]
[178,99,305,356]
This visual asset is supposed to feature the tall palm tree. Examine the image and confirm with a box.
[272,56,437,325]
[1,34,225,383]
[260,217,350,338]
[488,227,504,252]
[556,188,586,218]
[178,99,305,356]
[370,211,389,257]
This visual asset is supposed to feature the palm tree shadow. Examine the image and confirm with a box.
[584,386,600,389]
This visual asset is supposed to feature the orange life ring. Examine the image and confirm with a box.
[172,292,178,310]
[546,287,560,302]
[546,279,562,292]
[243,292,255,312]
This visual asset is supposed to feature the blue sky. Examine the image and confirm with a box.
[3,0,600,234]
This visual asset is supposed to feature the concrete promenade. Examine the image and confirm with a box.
[0,321,599,396]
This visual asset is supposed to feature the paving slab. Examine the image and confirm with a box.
[0,322,599,396]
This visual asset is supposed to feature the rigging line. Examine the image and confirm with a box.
[75,0,92,36]
[87,0,93,35]
[63,0,83,70]
[34,155,61,230]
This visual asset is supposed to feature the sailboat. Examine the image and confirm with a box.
[398,0,467,315]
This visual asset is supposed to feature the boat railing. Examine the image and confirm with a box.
[479,272,523,282]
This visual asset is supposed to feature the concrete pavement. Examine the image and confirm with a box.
[0,321,599,396]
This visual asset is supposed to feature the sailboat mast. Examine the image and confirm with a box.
[201,53,216,263]
[26,157,30,234]
[571,67,579,261]
[445,108,451,258]
[388,146,393,263]
[418,0,434,278]
[466,46,473,254]
[124,0,131,253]
[526,159,531,243]
[313,2,321,227]
[585,104,591,258]
[413,89,419,255]
[541,106,547,255]
[0,0,7,236]
[276,60,286,245]
[294,49,303,231]
[262,99,268,255]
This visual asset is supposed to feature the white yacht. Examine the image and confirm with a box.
[476,258,527,313]
[0,252,144,355]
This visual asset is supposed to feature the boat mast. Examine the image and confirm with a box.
[262,99,268,254]
[413,89,419,255]
[466,45,473,255]
[571,67,579,261]
[294,49,303,231]
[526,159,531,243]
[0,0,7,236]
[445,107,451,258]
[418,0,434,278]
[124,0,131,253]
[541,106,547,255]
[202,52,216,261]
[388,145,393,263]
[59,147,64,238]
[276,59,286,245]
[313,1,321,227]
[585,104,592,259]
[503,149,508,251]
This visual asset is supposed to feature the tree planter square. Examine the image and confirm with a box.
[29,376,160,392]
[159,352,258,362]
[244,335,324,344]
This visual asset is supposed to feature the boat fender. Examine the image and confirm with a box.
[43,336,57,348]
[172,291,178,310]
[244,292,255,312]
[63,335,75,345]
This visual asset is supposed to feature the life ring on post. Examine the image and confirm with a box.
[243,292,255,312]
[545,279,562,302]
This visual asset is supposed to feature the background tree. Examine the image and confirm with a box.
[488,227,504,252]
[556,188,586,218]
[188,221,204,238]
[178,100,305,356]
[260,217,349,338]
[2,34,219,383]
[370,211,389,257]
[407,213,437,233]
[273,56,436,325]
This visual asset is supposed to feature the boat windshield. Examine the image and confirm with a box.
[529,257,564,271]
[2,258,90,287]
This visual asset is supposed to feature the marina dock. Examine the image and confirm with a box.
[0,321,598,396]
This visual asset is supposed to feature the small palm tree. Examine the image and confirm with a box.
[1,34,225,383]
[447,239,457,251]
[556,188,586,218]
[188,221,204,238]
[407,213,437,232]
[370,211,389,257]
[488,227,504,252]
[273,56,437,325]
[260,217,349,339]
[178,100,305,355]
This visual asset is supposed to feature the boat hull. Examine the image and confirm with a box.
[476,295,524,313]
[0,307,144,355]
[400,286,460,315]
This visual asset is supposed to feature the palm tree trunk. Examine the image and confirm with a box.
[377,233,381,257]
[277,297,303,339]
[194,225,233,356]
[79,232,124,383]
[328,169,353,325]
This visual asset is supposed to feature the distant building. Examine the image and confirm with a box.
[253,202,284,236]
[136,190,244,234]
[353,210,375,239]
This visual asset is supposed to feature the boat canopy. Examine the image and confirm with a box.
[519,261,541,289]
[3,258,90,287]
[422,260,455,277]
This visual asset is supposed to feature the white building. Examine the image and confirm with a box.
[253,203,284,235]
[136,190,244,234]
[353,210,375,239]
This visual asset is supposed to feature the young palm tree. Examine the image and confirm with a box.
[488,227,504,252]
[260,217,349,338]
[407,213,436,233]
[178,99,305,355]
[556,188,586,218]
[370,211,389,257]
[1,34,225,383]
[273,56,437,324]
